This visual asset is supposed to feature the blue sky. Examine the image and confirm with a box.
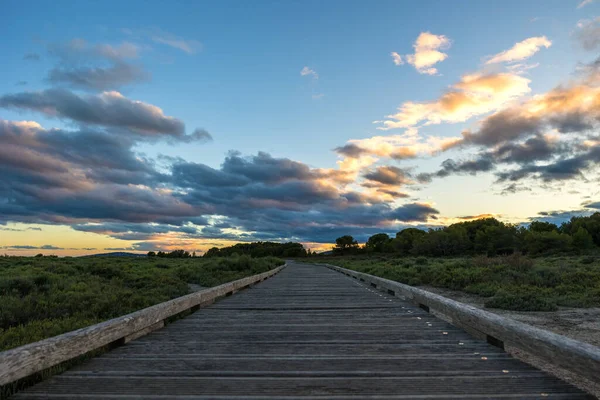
[1,0,600,254]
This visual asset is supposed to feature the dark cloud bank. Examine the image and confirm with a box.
[0,118,439,245]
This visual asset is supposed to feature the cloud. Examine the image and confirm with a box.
[46,39,146,90]
[584,201,600,209]
[485,36,552,64]
[533,209,595,225]
[459,60,600,148]
[0,118,440,244]
[363,166,412,186]
[397,32,451,75]
[73,221,202,241]
[149,30,202,54]
[390,52,403,66]
[48,63,148,91]
[300,66,318,79]
[0,89,208,142]
[0,119,194,226]
[334,143,370,158]
[577,0,594,8]
[2,245,63,250]
[333,131,462,182]
[576,18,600,51]
[496,145,600,183]
[23,53,40,61]
[0,227,42,232]
[400,55,600,187]
[49,39,139,62]
[377,72,531,131]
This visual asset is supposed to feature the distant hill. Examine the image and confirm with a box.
[81,252,146,258]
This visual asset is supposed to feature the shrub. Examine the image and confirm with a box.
[484,288,557,311]
[415,256,428,265]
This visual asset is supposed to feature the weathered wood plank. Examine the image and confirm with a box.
[0,265,284,386]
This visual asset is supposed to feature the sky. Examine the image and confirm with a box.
[1,0,600,255]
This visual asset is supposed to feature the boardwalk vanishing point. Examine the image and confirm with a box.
[8,262,599,399]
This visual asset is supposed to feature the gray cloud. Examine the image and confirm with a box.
[48,39,139,62]
[1,118,440,244]
[0,227,42,232]
[461,110,541,147]
[576,18,600,51]
[376,189,410,198]
[534,209,595,225]
[45,39,146,91]
[584,201,600,209]
[3,244,62,250]
[334,143,368,158]
[0,89,208,142]
[363,166,412,186]
[496,145,600,183]
[222,151,314,184]
[493,136,557,163]
[48,62,148,91]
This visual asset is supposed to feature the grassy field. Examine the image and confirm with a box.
[0,255,283,352]
[311,254,600,312]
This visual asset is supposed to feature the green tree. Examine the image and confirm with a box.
[333,235,359,254]
[529,221,558,233]
[523,231,572,255]
[392,228,426,254]
[572,227,594,250]
[365,233,391,253]
[474,224,518,256]
[561,212,600,247]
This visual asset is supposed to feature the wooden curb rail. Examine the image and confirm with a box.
[322,263,600,384]
[0,264,285,386]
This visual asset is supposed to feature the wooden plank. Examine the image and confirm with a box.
[0,265,284,386]
[323,263,600,385]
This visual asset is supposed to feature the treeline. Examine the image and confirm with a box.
[147,250,196,258]
[204,242,310,258]
[334,213,600,257]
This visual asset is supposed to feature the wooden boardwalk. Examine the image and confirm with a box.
[15,262,594,399]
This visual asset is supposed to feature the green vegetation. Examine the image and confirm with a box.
[0,255,283,351]
[333,213,600,256]
[317,254,600,311]
[204,241,310,257]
